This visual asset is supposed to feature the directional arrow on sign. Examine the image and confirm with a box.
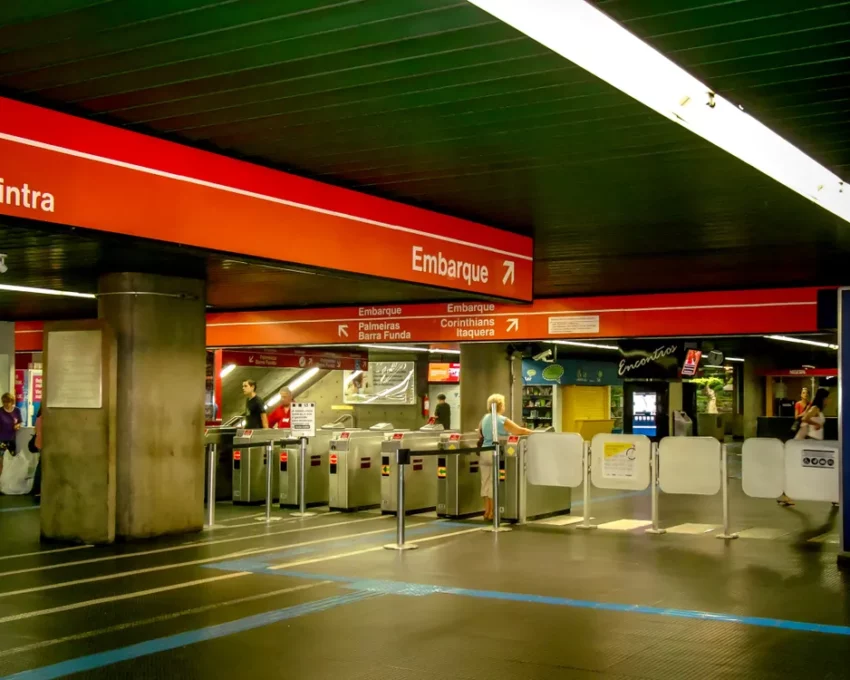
[507,318,519,332]
[338,324,349,338]
[502,260,515,285]
[248,355,254,364]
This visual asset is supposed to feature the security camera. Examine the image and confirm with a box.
[532,348,553,362]
[0,254,7,274]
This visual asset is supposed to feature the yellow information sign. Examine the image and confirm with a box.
[602,441,637,479]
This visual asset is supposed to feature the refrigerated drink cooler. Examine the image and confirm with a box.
[329,423,396,511]
[204,426,238,502]
[498,427,571,523]
[381,424,453,514]
[232,429,282,505]
[437,432,484,518]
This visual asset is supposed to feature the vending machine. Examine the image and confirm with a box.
[623,382,669,441]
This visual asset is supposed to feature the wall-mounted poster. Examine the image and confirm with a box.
[343,361,416,405]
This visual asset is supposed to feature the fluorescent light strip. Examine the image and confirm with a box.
[552,340,619,351]
[219,364,236,379]
[359,344,430,353]
[467,0,850,224]
[359,344,459,355]
[0,283,96,299]
[287,367,321,393]
[765,335,839,350]
[725,357,745,363]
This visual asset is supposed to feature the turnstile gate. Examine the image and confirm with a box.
[232,429,281,505]
[204,426,237,501]
[437,432,484,518]
[278,424,340,508]
[329,423,395,511]
[498,428,571,523]
[381,425,453,514]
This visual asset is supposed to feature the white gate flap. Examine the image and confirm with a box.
[784,439,839,503]
[527,432,584,488]
[590,434,650,491]
[742,438,785,499]
[659,436,721,496]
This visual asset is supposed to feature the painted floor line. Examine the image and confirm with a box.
[0,506,39,514]
[268,570,850,638]
[0,581,329,658]
[0,519,441,601]
[0,513,390,578]
[0,572,249,625]
[0,545,93,563]
[214,510,341,530]
[0,590,381,680]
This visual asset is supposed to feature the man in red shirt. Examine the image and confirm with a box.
[268,388,293,429]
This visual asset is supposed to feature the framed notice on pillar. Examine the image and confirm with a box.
[291,402,316,438]
[46,330,103,409]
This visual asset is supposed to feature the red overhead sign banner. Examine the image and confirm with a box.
[206,288,821,347]
[0,96,532,300]
[17,288,824,352]
[221,348,367,371]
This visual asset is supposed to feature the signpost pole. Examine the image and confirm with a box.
[717,444,738,540]
[205,443,216,528]
[645,443,665,535]
[264,442,274,524]
[577,442,597,530]
[385,449,417,550]
[839,289,850,569]
[485,401,510,533]
[291,437,315,518]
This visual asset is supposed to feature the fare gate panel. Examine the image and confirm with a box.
[329,424,394,511]
[437,432,484,518]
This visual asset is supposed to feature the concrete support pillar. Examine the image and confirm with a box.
[459,343,514,431]
[0,321,14,396]
[98,273,206,539]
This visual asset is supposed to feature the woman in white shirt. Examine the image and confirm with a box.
[778,388,830,507]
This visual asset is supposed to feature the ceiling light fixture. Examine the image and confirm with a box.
[358,344,430,353]
[287,366,321,393]
[764,335,838,350]
[0,283,96,299]
[725,357,745,362]
[551,340,619,351]
[466,0,850,224]
[219,364,236,379]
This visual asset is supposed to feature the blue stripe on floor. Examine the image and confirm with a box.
[266,570,850,637]
[0,505,38,513]
[0,591,380,680]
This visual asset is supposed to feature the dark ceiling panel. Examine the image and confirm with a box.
[0,218,482,320]
[0,0,848,310]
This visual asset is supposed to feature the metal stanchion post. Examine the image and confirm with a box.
[385,448,417,550]
[205,443,217,528]
[646,442,665,535]
[577,441,597,530]
[291,437,315,518]
[717,444,739,540]
[264,442,274,523]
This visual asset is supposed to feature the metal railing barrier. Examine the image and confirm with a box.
[383,444,497,551]
[205,436,301,527]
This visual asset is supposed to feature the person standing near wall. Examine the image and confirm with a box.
[0,392,22,482]
[242,380,269,429]
[434,393,452,430]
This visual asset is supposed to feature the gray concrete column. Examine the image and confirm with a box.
[459,343,515,431]
[98,273,206,539]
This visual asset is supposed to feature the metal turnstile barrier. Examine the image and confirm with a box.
[278,423,343,509]
[437,432,485,518]
[381,425,451,514]
[232,429,285,505]
[329,423,395,511]
[384,442,496,550]
[498,427,571,524]
[204,426,238,510]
